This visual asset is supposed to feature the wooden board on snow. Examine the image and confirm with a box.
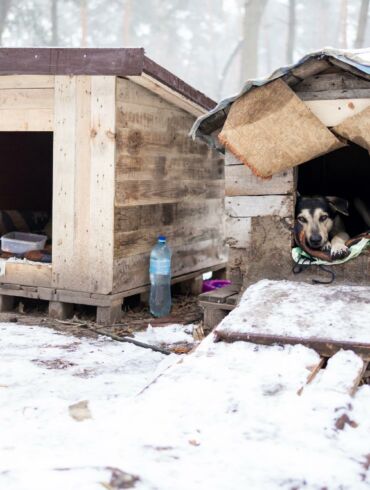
[214,279,370,360]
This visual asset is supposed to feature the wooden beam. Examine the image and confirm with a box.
[214,331,370,361]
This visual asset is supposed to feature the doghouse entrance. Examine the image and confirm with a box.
[297,142,370,237]
[0,132,53,261]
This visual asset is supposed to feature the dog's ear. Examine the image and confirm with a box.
[325,196,349,216]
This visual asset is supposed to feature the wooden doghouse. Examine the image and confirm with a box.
[0,48,226,324]
[194,49,370,325]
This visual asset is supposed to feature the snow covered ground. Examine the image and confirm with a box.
[1,318,370,489]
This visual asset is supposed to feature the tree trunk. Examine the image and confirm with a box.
[286,0,296,65]
[355,0,369,48]
[51,0,58,46]
[122,0,131,45]
[80,0,88,47]
[0,0,12,45]
[339,0,348,49]
[240,0,268,83]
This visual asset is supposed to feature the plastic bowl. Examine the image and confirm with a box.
[202,279,231,293]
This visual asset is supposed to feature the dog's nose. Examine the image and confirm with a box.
[309,234,322,247]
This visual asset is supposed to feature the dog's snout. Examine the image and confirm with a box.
[309,234,322,247]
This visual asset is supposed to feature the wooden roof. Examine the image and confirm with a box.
[0,48,215,112]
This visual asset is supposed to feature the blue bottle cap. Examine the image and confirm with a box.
[158,235,166,243]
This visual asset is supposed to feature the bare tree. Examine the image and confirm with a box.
[240,0,269,83]
[286,0,296,64]
[80,0,88,47]
[51,0,58,46]
[355,0,369,48]
[0,0,12,45]
[339,0,348,49]
[122,0,131,45]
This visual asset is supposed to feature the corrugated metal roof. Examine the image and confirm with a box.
[190,47,370,148]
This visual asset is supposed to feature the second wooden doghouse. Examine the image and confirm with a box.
[0,48,226,324]
[193,48,370,325]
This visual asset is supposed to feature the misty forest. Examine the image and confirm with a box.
[0,0,369,100]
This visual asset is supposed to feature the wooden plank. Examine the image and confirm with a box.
[49,301,74,320]
[0,108,53,131]
[298,88,370,101]
[225,195,293,218]
[225,163,295,196]
[297,357,326,395]
[114,222,221,258]
[0,48,145,76]
[329,57,370,82]
[294,72,370,93]
[199,284,240,304]
[52,75,77,288]
[116,154,224,181]
[115,179,224,206]
[0,88,53,109]
[52,75,116,294]
[86,76,116,293]
[290,58,330,80]
[114,200,223,233]
[0,262,52,288]
[214,331,370,361]
[0,75,54,89]
[304,98,370,126]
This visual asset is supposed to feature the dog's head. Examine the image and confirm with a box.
[295,195,349,249]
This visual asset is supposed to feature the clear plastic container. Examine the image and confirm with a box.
[149,236,172,317]
[1,232,47,254]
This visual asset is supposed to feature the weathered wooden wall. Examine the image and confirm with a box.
[113,78,226,293]
[0,75,54,131]
[225,151,295,287]
[52,75,116,295]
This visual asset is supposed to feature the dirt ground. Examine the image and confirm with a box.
[0,292,205,350]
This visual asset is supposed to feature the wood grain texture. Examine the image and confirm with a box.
[0,262,52,288]
[0,75,54,89]
[113,78,225,293]
[0,84,54,131]
[225,162,295,196]
[225,195,294,218]
[52,75,116,294]
[214,330,370,361]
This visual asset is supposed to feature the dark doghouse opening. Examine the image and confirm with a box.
[297,142,370,237]
[0,132,53,259]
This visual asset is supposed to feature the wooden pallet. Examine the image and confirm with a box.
[0,263,226,325]
[198,284,240,329]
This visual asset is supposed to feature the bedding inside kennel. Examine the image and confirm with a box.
[0,132,53,241]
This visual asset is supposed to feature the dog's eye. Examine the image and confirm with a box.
[297,216,307,224]
[319,215,328,222]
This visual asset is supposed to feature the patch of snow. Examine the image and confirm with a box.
[134,324,194,346]
[1,321,370,489]
[216,279,370,343]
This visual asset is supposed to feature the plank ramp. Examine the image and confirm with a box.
[214,279,370,360]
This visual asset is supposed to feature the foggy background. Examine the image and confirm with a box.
[0,0,369,101]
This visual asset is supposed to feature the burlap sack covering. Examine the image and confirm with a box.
[333,105,370,152]
[218,78,344,179]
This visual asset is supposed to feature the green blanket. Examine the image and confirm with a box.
[292,238,370,266]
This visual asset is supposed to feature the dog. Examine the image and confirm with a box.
[295,195,370,260]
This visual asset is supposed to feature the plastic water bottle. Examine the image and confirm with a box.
[149,236,172,317]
